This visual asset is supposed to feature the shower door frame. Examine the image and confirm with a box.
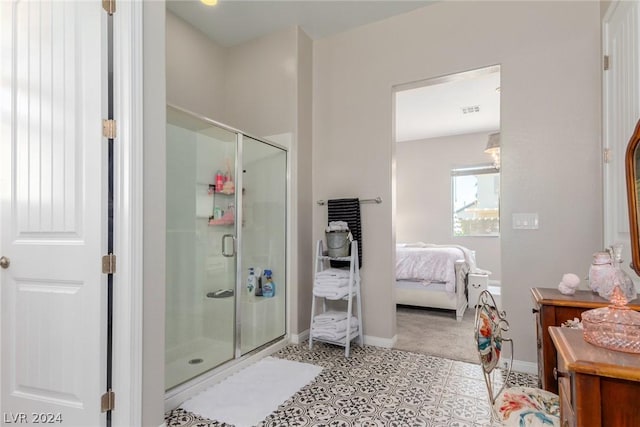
[235,134,244,359]
[165,104,290,393]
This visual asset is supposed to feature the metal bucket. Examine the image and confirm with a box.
[326,230,350,257]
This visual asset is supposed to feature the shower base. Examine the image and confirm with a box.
[165,337,233,390]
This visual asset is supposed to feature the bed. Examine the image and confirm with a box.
[395,243,481,321]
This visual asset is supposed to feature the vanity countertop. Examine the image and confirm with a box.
[550,327,640,382]
[531,287,640,310]
[549,327,640,426]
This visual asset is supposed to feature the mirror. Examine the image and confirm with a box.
[625,119,640,275]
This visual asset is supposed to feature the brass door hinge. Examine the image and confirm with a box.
[102,0,116,15]
[103,119,116,139]
[102,254,116,274]
[604,55,610,71]
[101,390,115,412]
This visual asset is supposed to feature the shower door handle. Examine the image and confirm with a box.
[222,234,236,257]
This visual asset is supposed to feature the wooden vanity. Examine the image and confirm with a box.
[531,287,640,393]
[550,327,640,426]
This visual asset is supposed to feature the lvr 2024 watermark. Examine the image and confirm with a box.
[3,413,62,424]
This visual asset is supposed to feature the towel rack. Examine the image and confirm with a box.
[316,197,382,206]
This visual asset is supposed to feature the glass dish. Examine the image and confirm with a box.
[582,286,640,354]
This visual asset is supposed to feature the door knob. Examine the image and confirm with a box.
[0,256,10,269]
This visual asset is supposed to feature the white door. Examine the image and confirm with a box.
[0,1,106,425]
[603,0,640,283]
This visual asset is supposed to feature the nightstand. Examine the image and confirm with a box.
[467,273,488,307]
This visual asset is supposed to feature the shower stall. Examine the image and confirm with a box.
[165,105,288,391]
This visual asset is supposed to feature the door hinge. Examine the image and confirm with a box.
[604,147,612,164]
[102,254,116,274]
[102,0,116,15]
[101,390,115,412]
[102,119,116,139]
[604,55,610,71]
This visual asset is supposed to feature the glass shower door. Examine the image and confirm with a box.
[238,136,287,355]
[166,106,238,389]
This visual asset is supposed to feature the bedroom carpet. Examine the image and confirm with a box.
[394,305,478,364]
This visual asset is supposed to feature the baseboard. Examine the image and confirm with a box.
[290,329,309,344]
[363,334,397,348]
[512,359,538,375]
[294,329,396,349]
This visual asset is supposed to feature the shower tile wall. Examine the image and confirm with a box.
[195,131,235,351]
[166,123,236,388]
[166,124,199,351]
[239,139,287,354]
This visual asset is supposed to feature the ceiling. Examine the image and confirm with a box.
[167,1,499,141]
[395,67,501,142]
[166,0,433,47]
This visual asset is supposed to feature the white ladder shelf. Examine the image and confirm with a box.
[309,239,363,357]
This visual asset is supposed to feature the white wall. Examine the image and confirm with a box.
[143,2,166,426]
[167,11,302,138]
[223,28,298,137]
[313,1,601,360]
[295,31,314,336]
[396,132,501,280]
[601,0,614,18]
[166,12,227,120]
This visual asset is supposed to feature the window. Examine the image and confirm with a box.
[452,164,500,237]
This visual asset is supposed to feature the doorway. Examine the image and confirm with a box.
[392,65,501,363]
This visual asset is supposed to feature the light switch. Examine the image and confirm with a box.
[512,213,539,229]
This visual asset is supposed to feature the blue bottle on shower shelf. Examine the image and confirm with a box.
[262,269,275,297]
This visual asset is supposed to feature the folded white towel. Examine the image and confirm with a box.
[313,311,348,323]
[313,316,356,326]
[315,275,350,282]
[314,279,349,288]
[325,221,349,232]
[312,322,358,334]
[313,287,350,299]
[312,317,358,333]
[315,276,349,282]
[312,323,358,337]
[315,268,350,278]
[312,324,358,341]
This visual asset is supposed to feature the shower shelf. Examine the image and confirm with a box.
[207,184,235,196]
[208,218,234,226]
[208,182,236,226]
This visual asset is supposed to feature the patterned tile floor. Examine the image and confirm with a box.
[165,342,537,427]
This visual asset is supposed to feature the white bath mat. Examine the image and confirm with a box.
[180,356,322,426]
